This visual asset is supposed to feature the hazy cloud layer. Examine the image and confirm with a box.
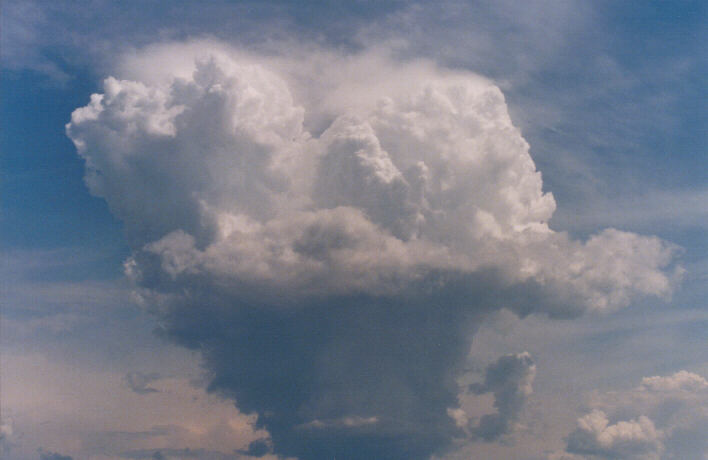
[66,41,681,459]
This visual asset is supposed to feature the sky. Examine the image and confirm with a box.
[1,1,706,459]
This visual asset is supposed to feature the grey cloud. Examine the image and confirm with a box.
[120,447,240,460]
[141,269,593,459]
[469,352,536,441]
[237,439,272,457]
[158,275,489,459]
[39,451,74,460]
[124,372,161,394]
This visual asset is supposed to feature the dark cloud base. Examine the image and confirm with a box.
[163,296,472,459]
[152,270,561,459]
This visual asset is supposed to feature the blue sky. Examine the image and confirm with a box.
[1,2,706,459]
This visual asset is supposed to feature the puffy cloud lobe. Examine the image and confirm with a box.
[566,410,662,459]
[66,42,681,459]
[640,370,708,392]
[468,352,536,440]
[67,56,307,248]
[558,371,708,459]
[315,116,423,241]
[66,43,679,309]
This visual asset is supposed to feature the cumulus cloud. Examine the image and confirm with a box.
[565,410,662,459]
[639,370,708,392]
[556,370,708,459]
[66,40,681,459]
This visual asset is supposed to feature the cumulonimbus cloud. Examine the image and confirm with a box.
[66,40,682,459]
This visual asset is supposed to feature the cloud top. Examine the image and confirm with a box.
[67,41,679,313]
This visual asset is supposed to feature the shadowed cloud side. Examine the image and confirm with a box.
[469,352,536,441]
[155,271,565,459]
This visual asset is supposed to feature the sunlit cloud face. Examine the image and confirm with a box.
[66,40,680,459]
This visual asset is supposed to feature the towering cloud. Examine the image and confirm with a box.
[66,41,680,459]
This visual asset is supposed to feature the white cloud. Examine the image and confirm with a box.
[566,410,662,460]
[555,370,708,459]
[640,370,708,393]
[67,41,680,313]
